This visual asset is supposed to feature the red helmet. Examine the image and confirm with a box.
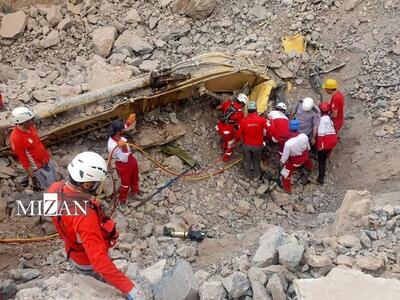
[319,102,331,112]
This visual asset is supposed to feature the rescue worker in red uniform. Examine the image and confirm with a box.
[10,107,56,189]
[266,102,290,157]
[280,120,313,193]
[216,93,247,162]
[236,101,268,180]
[49,152,145,300]
[322,78,345,134]
[316,102,338,184]
[107,114,140,204]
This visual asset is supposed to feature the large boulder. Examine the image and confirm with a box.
[252,226,285,267]
[174,0,217,20]
[140,260,166,284]
[0,11,27,39]
[153,260,199,300]
[92,27,117,58]
[294,266,400,300]
[87,57,133,91]
[277,242,304,271]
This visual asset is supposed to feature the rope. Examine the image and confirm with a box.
[0,233,59,243]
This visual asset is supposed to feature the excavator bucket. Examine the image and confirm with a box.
[0,52,275,154]
[249,80,277,114]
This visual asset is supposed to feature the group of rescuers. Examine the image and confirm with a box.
[7,78,343,299]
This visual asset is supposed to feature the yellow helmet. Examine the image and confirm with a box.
[322,78,338,90]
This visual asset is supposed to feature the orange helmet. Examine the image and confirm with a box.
[319,102,331,112]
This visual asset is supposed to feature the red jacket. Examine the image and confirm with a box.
[236,112,267,147]
[10,125,50,171]
[267,110,290,141]
[218,100,244,125]
[330,91,344,132]
[49,182,134,294]
[317,115,337,151]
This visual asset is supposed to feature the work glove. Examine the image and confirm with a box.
[118,139,127,148]
[126,113,136,124]
[126,287,146,300]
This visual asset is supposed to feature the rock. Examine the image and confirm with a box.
[46,6,63,27]
[252,281,272,300]
[9,269,40,282]
[344,0,361,11]
[139,60,160,72]
[31,87,58,102]
[294,266,400,300]
[348,198,373,218]
[137,123,187,148]
[0,11,27,39]
[275,66,294,79]
[0,63,18,83]
[140,223,154,238]
[355,255,385,272]
[164,155,185,171]
[15,274,123,299]
[307,255,332,268]
[114,30,153,54]
[236,200,251,215]
[256,184,269,195]
[336,255,354,267]
[87,58,132,91]
[176,246,197,258]
[92,27,117,58]
[153,260,198,300]
[359,230,372,248]
[57,17,75,30]
[0,165,16,178]
[40,30,60,48]
[248,6,268,20]
[125,9,141,23]
[221,271,250,299]
[252,226,285,267]
[337,235,361,248]
[248,267,267,285]
[194,270,210,287]
[266,273,285,300]
[174,0,217,20]
[271,190,292,206]
[199,280,227,300]
[141,260,167,284]
[277,243,305,271]
[126,262,139,280]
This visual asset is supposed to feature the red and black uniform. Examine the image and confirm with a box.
[236,112,267,179]
[280,133,313,193]
[49,181,134,295]
[10,125,50,171]
[266,110,290,156]
[216,100,244,161]
[330,91,345,134]
[316,115,338,184]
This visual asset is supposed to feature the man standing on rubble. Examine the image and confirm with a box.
[280,120,313,193]
[216,93,248,162]
[290,97,320,146]
[108,113,140,205]
[236,101,268,180]
[322,78,345,134]
[10,107,56,189]
[49,151,145,300]
[266,102,290,157]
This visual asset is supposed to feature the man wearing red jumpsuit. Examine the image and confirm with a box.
[322,78,345,134]
[216,93,247,162]
[49,152,145,300]
[280,120,313,193]
[266,102,290,157]
[108,114,140,204]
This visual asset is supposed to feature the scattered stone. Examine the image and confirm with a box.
[40,30,60,48]
[125,9,141,23]
[0,11,27,39]
[46,6,63,27]
[271,190,292,206]
[221,271,250,299]
[236,200,251,215]
[0,64,18,83]
[174,0,217,20]
[139,60,160,72]
[140,223,154,238]
[153,260,198,300]
[277,243,305,271]
[194,270,210,287]
[337,235,361,249]
[92,27,117,58]
[248,267,267,285]
[248,6,268,20]
[360,230,372,248]
[348,199,373,218]
[114,30,154,54]
[307,255,332,268]
[125,263,139,280]
[344,0,361,11]
[266,273,286,300]
[294,266,400,300]
[252,281,272,300]
[176,245,197,258]
[253,226,285,267]
[9,269,40,282]
[356,255,385,272]
[256,184,269,195]
[141,259,166,284]
[199,280,227,300]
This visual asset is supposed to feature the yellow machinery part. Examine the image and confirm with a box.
[282,34,306,54]
[249,80,277,114]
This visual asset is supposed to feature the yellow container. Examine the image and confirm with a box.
[282,34,306,54]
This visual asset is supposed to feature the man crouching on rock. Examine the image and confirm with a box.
[48,151,145,300]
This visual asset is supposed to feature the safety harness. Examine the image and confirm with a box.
[51,182,119,259]
[220,101,240,125]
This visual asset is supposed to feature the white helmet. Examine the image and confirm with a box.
[236,93,248,105]
[68,152,107,183]
[12,107,35,124]
[276,102,287,111]
[302,97,314,112]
